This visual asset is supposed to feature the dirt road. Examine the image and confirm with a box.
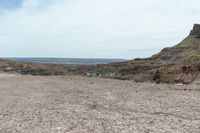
[0,74,200,132]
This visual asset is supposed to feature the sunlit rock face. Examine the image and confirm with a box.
[190,24,200,38]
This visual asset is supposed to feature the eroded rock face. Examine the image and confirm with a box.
[190,24,200,38]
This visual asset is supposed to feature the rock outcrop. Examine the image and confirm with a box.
[190,24,200,38]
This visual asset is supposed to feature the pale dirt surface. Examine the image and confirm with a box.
[0,74,200,133]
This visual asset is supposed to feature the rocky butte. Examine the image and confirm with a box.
[190,24,200,38]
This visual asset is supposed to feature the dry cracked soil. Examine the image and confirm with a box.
[0,73,200,133]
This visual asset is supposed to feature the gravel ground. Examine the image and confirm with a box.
[0,74,200,133]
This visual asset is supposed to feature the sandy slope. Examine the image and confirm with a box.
[0,74,200,133]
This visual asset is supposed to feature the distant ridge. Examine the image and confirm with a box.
[0,58,125,75]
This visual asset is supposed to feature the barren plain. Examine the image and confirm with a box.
[0,74,200,132]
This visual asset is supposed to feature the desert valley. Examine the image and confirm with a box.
[0,24,200,132]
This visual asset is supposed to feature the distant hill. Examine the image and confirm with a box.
[0,59,66,76]
[68,24,200,84]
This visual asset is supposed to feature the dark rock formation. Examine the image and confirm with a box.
[190,24,200,38]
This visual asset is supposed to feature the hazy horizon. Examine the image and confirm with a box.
[0,47,160,60]
[1,57,127,60]
[0,0,200,59]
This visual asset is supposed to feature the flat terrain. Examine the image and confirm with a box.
[0,74,200,133]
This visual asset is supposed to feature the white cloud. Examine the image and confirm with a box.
[0,0,200,59]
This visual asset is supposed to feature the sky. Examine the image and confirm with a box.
[0,0,200,59]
